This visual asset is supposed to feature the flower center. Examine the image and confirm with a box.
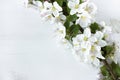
[75,4,79,9]
[84,36,88,41]
[52,6,56,11]
[91,45,95,52]
[82,48,86,52]
[40,6,44,10]
[81,16,87,21]
[95,40,99,44]
[91,55,95,60]
[59,30,64,34]
[85,6,90,12]
[74,44,79,46]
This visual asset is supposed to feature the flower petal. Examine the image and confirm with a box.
[68,1,75,9]
[84,28,91,38]
[98,40,107,47]
[53,1,62,11]
[70,9,77,15]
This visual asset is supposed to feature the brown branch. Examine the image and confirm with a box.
[102,60,117,80]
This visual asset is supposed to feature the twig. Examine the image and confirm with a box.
[102,60,117,80]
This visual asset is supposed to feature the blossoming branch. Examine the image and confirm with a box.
[25,0,120,80]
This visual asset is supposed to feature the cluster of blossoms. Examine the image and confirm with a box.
[26,0,120,79]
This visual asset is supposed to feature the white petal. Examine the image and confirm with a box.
[53,1,62,11]
[96,52,105,59]
[93,58,100,67]
[68,1,75,9]
[44,1,52,9]
[95,45,101,52]
[35,1,42,7]
[75,0,80,4]
[86,2,97,15]
[80,41,91,50]
[95,31,104,40]
[89,37,97,43]
[76,18,80,24]
[70,9,77,15]
[76,34,84,41]
[98,40,107,47]
[53,11,59,17]
[60,14,66,20]
[80,20,90,28]
[84,28,91,38]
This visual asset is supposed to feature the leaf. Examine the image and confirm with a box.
[65,24,80,40]
[101,65,109,76]
[64,19,70,29]
[101,45,115,58]
[64,14,77,29]
[100,65,113,80]
[67,14,78,22]
[56,0,64,7]
[62,4,70,16]
[111,62,120,77]
[70,24,80,37]
[80,0,83,3]
[90,22,100,33]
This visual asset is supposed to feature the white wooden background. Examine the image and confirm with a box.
[0,0,120,80]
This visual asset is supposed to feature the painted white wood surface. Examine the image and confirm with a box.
[0,0,120,80]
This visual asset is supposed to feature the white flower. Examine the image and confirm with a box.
[42,13,55,23]
[60,39,72,49]
[72,28,106,66]
[79,41,91,55]
[100,21,112,41]
[52,12,66,24]
[34,1,44,11]
[39,1,63,20]
[43,1,52,10]
[72,37,80,50]
[39,1,53,19]
[87,44,105,66]
[54,23,66,40]
[72,28,91,50]
[75,41,91,62]
[111,34,120,64]
[84,2,97,15]
[78,28,91,41]
[50,1,62,17]
[76,12,92,28]
[25,0,41,9]
[93,31,107,47]
[68,0,82,15]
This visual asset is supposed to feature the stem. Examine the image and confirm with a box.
[102,60,117,80]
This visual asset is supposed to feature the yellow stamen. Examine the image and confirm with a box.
[84,36,88,41]
[75,4,79,9]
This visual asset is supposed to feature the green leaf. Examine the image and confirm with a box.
[101,45,115,58]
[70,24,80,37]
[62,4,70,16]
[80,0,83,3]
[56,0,64,7]
[101,65,109,76]
[67,14,78,22]
[64,14,78,29]
[111,62,120,77]
[65,24,80,40]
[64,19,70,29]
[100,65,113,80]
[90,22,100,33]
